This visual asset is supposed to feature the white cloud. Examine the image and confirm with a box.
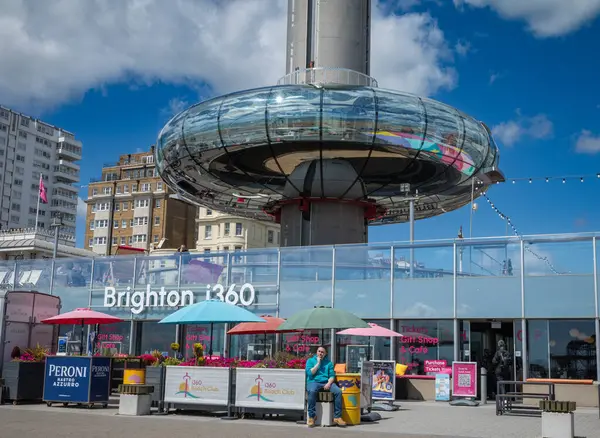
[489,71,504,84]
[77,197,87,218]
[575,130,600,155]
[454,0,600,38]
[491,113,553,146]
[455,40,472,56]
[0,1,456,111]
[163,97,190,118]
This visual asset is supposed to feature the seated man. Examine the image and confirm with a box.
[305,346,346,428]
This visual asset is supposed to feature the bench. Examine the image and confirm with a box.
[496,381,555,417]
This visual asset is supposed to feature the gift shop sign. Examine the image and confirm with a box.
[103,283,256,314]
[234,368,305,411]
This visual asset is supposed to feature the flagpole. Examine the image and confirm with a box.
[35,174,42,231]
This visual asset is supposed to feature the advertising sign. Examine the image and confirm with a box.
[371,360,396,401]
[163,366,229,406]
[235,368,305,411]
[43,356,91,403]
[451,361,477,398]
[360,361,374,409]
[424,359,448,373]
[57,337,68,355]
[88,358,111,402]
[435,373,451,401]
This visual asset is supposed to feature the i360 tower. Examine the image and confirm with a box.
[156,0,504,247]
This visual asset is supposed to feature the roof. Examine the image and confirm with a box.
[0,238,95,258]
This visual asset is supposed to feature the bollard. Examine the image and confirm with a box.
[480,367,487,405]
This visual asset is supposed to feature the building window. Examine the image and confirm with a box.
[121,219,127,228]
[93,237,107,245]
[154,216,160,226]
[112,237,118,245]
[267,230,274,243]
[204,248,211,253]
[134,199,149,208]
[122,201,128,210]
[156,182,163,191]
[153,235,159,243]
[141,183,151,192]
[235,223,243,236]
[224,223,230,236]
[92,189,98,196]
[89,221,95,230]
[133,234,147,243]
[95,219,109,228]
[206,209,212,216]
[394,320,454,376]
[133,216,149,226]
[527,319,597,380]
[204,225,212,239]
[128,236,133,245]
[223,246,229,251]
[114,203,120,211]
[123,184,129,193]
[103,187,112,195]
[114,221,119,228]
[132,184,138,192]
[116,185,122,194]
[155,199,161,208]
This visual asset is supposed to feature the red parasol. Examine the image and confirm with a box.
[42,308,123,355]
[227,316,297,335]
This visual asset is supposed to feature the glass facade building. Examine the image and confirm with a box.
[2,232,598,381]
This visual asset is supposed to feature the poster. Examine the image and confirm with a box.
[435,373,450,401]
[451,361,477,398]
[235,368,305,410]
[43,356,91,403]
[371,360,395,401]
[57,337,68,355]
[163,366,229,406]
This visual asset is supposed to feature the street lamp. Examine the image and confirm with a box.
[50,213,64,259]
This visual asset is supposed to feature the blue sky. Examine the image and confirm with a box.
[0,0,599,273]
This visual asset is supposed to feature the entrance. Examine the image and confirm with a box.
[459,319,523,399]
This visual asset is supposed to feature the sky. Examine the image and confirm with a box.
[0,0,599,274]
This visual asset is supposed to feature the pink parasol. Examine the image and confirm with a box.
[228,316,298,335]
[337,322,404,338]
[42,308,123,355]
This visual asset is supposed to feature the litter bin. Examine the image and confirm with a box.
[336,373,361,425]
[43,356,111,408]
[123,369,146,385]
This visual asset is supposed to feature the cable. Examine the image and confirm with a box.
[481,192,564,275]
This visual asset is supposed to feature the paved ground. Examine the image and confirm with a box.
[0,400,599,438]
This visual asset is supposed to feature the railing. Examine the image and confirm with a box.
[277,67,379,88]
[0,227,75,242]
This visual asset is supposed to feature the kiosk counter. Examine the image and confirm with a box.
[43,356,111,408]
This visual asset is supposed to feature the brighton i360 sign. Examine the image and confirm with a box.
[103,283,256,315]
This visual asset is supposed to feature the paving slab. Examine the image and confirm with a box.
[0,400,599,438]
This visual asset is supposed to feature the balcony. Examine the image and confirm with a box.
[54,166,79,183]
[53,181,78,193]
[51,203,76,215]
[56,140,82,161]
[58,159,80,171]
[52,191,77,203]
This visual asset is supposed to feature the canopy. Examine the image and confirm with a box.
[227,316,297,335]
[277,306,369,331]
[337,322,404,337]
[158,299,265,325]
[41,308,123,325]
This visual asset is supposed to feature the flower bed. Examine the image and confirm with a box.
[179,353,307,369]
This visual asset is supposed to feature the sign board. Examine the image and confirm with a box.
[451,361,477,398]
[435,373,451,401]
[163,366,229,406]
[43,356,111,403]
[424,359,448,373]
[360,361,374,409]
[103,283,257,314]
[371,360,396,401]
[57,337,68,356]
[235,368,305,411]
[346,344,374,374]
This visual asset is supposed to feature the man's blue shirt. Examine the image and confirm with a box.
[305,355,335,383]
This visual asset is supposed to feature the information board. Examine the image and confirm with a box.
[435,373,451,401]
[235,368,305,411]
[360,361,374,409]
[451,361,477,398]
[345,344,374,373]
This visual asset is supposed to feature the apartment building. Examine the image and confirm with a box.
[0,105,81,238]
[196,207,281,253]
[84,147,196,255]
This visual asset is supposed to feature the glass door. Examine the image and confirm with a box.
[458,320,471,361]
[513,319,523,381]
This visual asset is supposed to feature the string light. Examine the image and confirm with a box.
[501,172,600,184]
[481,192,563,275]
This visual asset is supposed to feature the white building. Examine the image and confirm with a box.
[196,207,280,253]
[0,106,81,237]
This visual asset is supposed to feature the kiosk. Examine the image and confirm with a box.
[43,356,111,408]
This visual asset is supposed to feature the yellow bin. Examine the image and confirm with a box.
[123,369,146,385]
[336,373,361,425]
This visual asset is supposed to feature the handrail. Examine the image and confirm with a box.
[277,67,379,88]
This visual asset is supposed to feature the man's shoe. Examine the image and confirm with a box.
[307,417,316,427]
[333,418,347,427]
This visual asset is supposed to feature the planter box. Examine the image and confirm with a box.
[2,361,45,404]
[145,366,166,407]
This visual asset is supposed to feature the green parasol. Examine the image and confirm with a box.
[278,306,370,331]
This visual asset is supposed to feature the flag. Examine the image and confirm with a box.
[39,175,48,204]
